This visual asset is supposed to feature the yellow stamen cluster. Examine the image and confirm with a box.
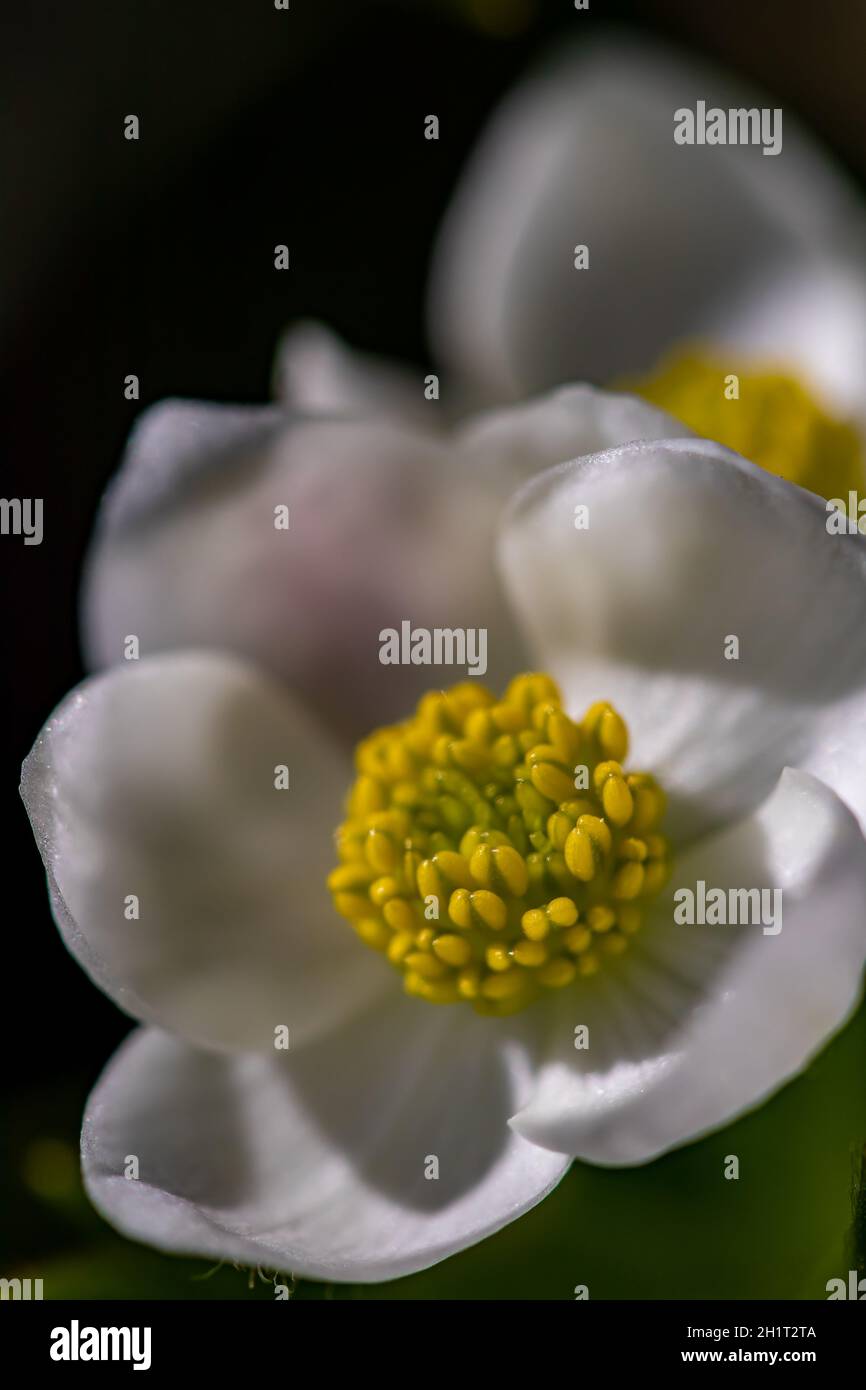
[624,346,864,502]
[328,674,670,1016]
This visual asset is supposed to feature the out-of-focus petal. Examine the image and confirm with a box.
[428,37,866,419]
[81,405,525,739]
[273,320,440,425]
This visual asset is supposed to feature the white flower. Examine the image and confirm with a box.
[277,36,866,431]
[22,385,866,1282]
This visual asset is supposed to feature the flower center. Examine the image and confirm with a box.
[625,347,864,502]
[328,674,670,1016]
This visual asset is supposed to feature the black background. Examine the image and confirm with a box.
[2,0,865,1277]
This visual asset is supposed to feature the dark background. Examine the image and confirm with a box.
[2,0,865,1297]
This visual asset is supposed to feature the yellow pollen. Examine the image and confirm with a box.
[623,346,864,502]
[328,675,671,1016]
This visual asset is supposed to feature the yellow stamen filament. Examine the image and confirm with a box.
[328,675,671,1016]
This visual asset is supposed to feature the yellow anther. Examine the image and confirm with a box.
[563,925,593,954]
[547,799,595,849]
[383,897,417,933]
[393,781,422,810]
[468,843,494,886]
[403,848,422,886]
[327,864,374,893]
[518,728,540,754]
[365,828,398,874]
[627,775,666,834]
[563,828,595,882]
[547,896,579,928]
[471,890,508,931]
[405,973,461,1005]
[624,346,865,502]
[492,733,521,767]
[513,939,549,967]
[581,814,613,852]
[587,904,616,933]
[601,932,628,957]
[481,969,527,1001]
[457,967,481,999]
[368,808,410,837]
[348,775,387,817]
[432,933,473,967]
[447,739,489,775]
[437,795,471,836]
[356,918,390,951]
[405,951,449,980]
[583,701,630,761]
[387,931,414,964]
[493,845,529,897]
[599,707,629,761]
[604,777,634,826]
[547,811,574,851]
[469,842,528,897]
[564,816,611,882]
[594,761,634,827]
[551,711,583,760]
[448,888,473,930]
[333,891,371,919]
[546,852,572,895]
[515,781,551,821]
[335,827,365,864]
[433,850,474,889]
[386,740,416,780]
[530,760,577,805]
[618,837,647,862]
[464,708,496,743]
[594,759,620,787]
[492,703,526,733]
[446,682,495,719]
[356,740,387,780]
[538,958,577,989]
[531,702,556,731]
[505,672,561,711]
[521,908,550,941]
[485,944,512,973]
[613,861,645,900]
[369,875,401,907]
[617,905,642,934]
[642,860,670,894]
[416,690,450,731]
[329,675,671,1013]
[416,859,441,901]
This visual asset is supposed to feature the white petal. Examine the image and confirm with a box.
[428,37,866,417]
[82,1006,569,1282]
[457,383,692,493]
[499,436,866,839]
[273,320,439,424]
[510,768,866,1162]
[21,651,391,1053]
[82,406,525,739]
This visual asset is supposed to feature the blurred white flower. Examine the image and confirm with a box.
[278,37,866,439]
[80,385,684,737]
